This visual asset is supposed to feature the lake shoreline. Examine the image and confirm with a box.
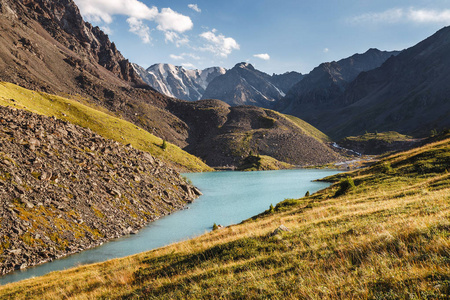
[0,169,340,285]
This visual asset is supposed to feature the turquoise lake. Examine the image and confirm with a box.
[0,169,340,285]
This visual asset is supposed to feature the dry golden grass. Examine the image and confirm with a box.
[0,136,449,299]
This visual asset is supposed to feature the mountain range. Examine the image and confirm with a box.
[132,63,226,102]
[201,63,303,108]
[277,28,450,139]
[276,48,400,117]
[135,61,303,108]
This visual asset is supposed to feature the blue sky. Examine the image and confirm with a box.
[73,0,450,74]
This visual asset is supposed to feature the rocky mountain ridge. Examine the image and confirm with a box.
[324,26,450,138]
[0,0,196,148]
[133,63,226,101]
[201,62,304,108]
[276,48,400,122]
[0,105,200,275]
[135,62,303,107]
[277,27,450,139]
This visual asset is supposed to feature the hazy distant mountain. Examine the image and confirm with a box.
[277,27,450,139]
[318,26,450,138]
[133,63,226,101]
[201,63,303,108]
[276,48,400,118]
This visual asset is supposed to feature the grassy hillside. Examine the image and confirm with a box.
[283,113,331,143]
[339,131,425,155]
[0,82,212,172]
[169,101,343,168]
[237,154,295,171]
[0,135,449,299]
[342,131,412,142]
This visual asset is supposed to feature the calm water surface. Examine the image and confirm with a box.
[0,169,339,285]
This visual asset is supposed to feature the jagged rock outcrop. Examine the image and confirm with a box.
[201,63,303,108]
[133,63,227,101]
[19,0,145,85]
[0,106,200,275]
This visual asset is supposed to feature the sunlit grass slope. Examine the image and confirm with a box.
[0,135,449,299]
[0,82,212,172]
[238,154,295,171]
[343,131,413,142]
[282,113,331,143]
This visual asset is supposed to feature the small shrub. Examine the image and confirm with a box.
[305,191,310,197]
[381,162,394,174]
[212,223,218,231]
[161,140,167,150]
[334,176,356,197]
[430,129,438,137]
[181,175,193,185]
[269,204,274,213]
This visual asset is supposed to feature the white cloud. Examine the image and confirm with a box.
[170,53,201,61]
[156,8,193,32]
[101,26,113,35]
[127,17,151,43]
[188,4,201,13]
[185,53,201,60]
[408,9,450,23]
[350,8,404,24]
[164,31,190,47]
[74,0,158,24]
[350,8,450,24]
[74,0,193,45]
[200,29,240,57]
[170,54,184,60]
[253,53,270,61]
[323,48,329,53]
[182,63,196,69]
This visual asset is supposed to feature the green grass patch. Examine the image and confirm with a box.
[343,131,413,143]
[238,154,294,171]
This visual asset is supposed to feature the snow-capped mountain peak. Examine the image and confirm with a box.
[132,63,226,101]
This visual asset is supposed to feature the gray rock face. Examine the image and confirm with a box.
[202,63,303,108]
[0,106,200,275]
[133,63,226,101]
[18,0,145,86]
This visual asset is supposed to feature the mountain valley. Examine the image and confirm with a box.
[0,0,449,297]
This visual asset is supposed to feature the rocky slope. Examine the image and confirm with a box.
[276,48,400,124]
[0,0,145,89]
[167,100,343,167]
[0,105,200,275]
[201,63,303,108]
[133,63,226,101]
[0,0,193,148]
